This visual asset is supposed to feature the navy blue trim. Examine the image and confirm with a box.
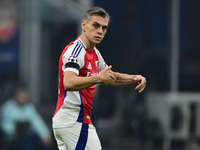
[62,91,67,102]
[75,123,89,150]
[74,46,82,57]
[76,48,82,57]
[72,42,79,55]
[77,94,84,122]
[71,40,84,57]
[78,39,86,49]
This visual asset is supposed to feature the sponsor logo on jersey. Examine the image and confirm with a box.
[86,72,98,77]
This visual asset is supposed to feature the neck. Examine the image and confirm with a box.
[79,34,95,51]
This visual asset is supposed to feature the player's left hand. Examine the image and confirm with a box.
[132,75,146,93]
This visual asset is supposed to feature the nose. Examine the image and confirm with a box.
[97,27,103,34]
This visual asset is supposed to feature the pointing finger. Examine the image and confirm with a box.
[105,65,112,72]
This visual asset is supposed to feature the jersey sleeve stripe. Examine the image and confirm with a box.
[71,40,84,58]
[75,47,82,57]
[77,39,86,49]
[71,42,79,55]
[72,43,81,56]
[74,45,82,57]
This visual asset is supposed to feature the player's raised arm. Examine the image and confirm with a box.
[108,70,146,93]
[63,65,115,91]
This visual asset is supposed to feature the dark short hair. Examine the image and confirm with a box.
[83,7,110,22]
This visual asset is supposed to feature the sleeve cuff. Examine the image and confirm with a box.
[64,67,79,75]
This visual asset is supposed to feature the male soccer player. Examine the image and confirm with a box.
[52,7,146,150]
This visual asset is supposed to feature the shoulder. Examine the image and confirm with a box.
[1,99,15,109]
[1,99,16,113]
[24,103,36,111]
[62,39,86,59]
[94,47,103,58]
[61,40,78,57]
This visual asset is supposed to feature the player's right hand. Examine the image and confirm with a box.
[98,65,116,86]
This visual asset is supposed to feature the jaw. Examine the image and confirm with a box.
[80,32,104,50]
[87,36,102,45]
[92,36,104,44]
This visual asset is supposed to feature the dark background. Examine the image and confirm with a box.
[0,0,200,150]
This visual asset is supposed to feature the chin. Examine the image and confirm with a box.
[94,40,102,44]
[90,38,102,45]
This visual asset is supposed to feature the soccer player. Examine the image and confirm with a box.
[52,6,146,150]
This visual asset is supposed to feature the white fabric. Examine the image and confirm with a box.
[53,122,102,150]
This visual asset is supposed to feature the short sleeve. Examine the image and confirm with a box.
[62,46,84,75]
[95,48,108,72]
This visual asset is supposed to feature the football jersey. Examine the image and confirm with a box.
[52,37,107,128]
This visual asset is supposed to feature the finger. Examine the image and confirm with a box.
[132,77,140,84]
[135,84,141,91]
[138,87,144,93]
[140,78,146,84]
[135,82,144,91]
[138,85,146,93]
[110,74,116,80]
[100,82,108,86]
[105,65,112,72]
[137,84,146,93]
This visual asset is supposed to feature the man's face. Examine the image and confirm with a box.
[15,92,28,107]
[83,15,109,45]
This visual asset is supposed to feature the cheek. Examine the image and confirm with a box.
[102,31,107,37]
[87,29,95,36]
[86,27,92,34]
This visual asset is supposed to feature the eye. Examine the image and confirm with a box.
[93,24,99,28]
[102,26,107,30]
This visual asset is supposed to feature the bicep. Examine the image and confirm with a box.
[63,71,77,88]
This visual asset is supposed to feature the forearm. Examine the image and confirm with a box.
[64,75,100,91]
[108,72,137,87]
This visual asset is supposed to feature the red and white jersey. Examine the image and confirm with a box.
[52,37,107,128]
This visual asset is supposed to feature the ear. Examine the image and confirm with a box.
[81,20,86,31]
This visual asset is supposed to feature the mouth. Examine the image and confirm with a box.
[94,36,102,41]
